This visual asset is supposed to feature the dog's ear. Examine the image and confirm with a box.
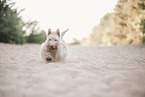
[56,29,60,36]
[47,28,51,35]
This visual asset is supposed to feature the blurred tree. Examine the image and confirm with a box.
[0,0,46,44]
[0,0,26,44]
[81,0,145,45]
[26,30,46,44]
[114,0,145,44]
[24,20,46,44]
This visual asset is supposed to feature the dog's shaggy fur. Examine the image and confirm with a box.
[41,29,67,62]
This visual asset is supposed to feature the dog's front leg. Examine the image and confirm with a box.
[45,52,54,62]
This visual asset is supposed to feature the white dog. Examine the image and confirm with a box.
[41,28,68,62]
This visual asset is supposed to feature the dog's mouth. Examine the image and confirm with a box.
[51,48,56,50]
[49,46,57,51]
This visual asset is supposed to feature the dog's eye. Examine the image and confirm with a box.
[49,39,51,41]
[55,39,57,41]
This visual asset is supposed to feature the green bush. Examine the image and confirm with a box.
[26,30,46,44]
[0,0,26,44]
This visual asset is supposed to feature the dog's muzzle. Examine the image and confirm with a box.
[49,46,57,51]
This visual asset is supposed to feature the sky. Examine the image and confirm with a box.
[13,0,118,43]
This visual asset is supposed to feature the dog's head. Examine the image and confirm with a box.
[46,29,60,51]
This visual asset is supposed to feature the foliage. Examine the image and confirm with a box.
[26,30,46,44]
[24,20,47,44]
[0,0,47,44]
[81,0,145,45]
[0,0,26,44]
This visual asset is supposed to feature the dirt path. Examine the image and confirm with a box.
[0,43,145,97]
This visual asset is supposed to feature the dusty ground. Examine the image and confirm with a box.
[0,43,145,97]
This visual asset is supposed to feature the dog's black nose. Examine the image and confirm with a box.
[50,46,53,48]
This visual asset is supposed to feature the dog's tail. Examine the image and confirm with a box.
[61,29,69,37]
